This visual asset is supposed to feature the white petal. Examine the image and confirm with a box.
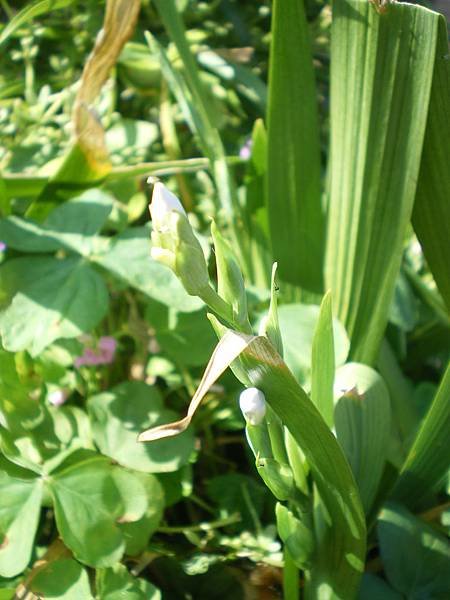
[150,182,186,223]
[239,387,266,426]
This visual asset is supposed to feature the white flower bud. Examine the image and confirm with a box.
[239,387,266,426]
[150,182,186,230]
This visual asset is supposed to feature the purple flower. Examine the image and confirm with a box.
[0,241,6,252]
[74,336,117,368]
[239,139,252,160]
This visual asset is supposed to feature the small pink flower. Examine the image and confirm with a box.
[48,389,69,406]
[74,336,117,368]
[0,241,6,252]
[239,139,252,160]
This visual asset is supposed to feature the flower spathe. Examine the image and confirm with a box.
[239,387,266,426]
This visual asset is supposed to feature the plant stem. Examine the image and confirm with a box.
[199,284,237,329]
[283,547,300,600]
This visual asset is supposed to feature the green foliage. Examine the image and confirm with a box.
[326,0,445,364]
[88,381,195,472]
[378,503,450,598]
[0,0,449,597]
[266,0,323,292]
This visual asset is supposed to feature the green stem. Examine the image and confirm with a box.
[266,406,289,465]
[199,284,237,329]
[283,547,300,600]
[157,513,241,534]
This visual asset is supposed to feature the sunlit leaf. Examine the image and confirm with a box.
[326,0,443,364]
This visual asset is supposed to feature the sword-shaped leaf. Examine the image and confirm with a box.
[326,0,443,364]
[266,0,323,292]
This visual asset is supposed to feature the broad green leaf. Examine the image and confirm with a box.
[0,190,113,255]
[0,428,43,475]
[334,363,391,514]
[106,118,158,165]
[49,453,127,567]
[0,0,75,47]
[357,574,402,600]
[88,381,195,473]
[393,360,450,508]
[266,0,323,292]
[378,503,450,598]
[147,306,216,367]
[114,469,164,556]
[0,467,42,577]
[0,256,108,355]
[326,0,442,364]
[96,563,161,600]
[278,303,349,385]
[27,558,92,600]
[412,18,450,312]
[275,503,314,569]
[311,292,335,427]
[94,227,202,312]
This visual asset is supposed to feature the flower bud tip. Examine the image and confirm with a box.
[239,387,266,426]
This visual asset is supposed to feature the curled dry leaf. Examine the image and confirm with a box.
[72,0,142,174]
[138,330,256,442]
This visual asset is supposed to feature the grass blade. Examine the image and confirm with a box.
[266,0,324,292]
[0,0,75,47]
[326,0,441,364]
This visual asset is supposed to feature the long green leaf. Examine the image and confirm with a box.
[412,17,450,312]
[0,0,75,47]
[393,360,450,508]
[326,0,442,364]
[237,336,366,598]
[266,0,323,293]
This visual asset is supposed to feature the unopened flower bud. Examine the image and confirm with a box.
[150,181,186,229]
[239,387,266,426]
[149,182,210,297]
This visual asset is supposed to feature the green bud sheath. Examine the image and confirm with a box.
[211,221,251,332]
